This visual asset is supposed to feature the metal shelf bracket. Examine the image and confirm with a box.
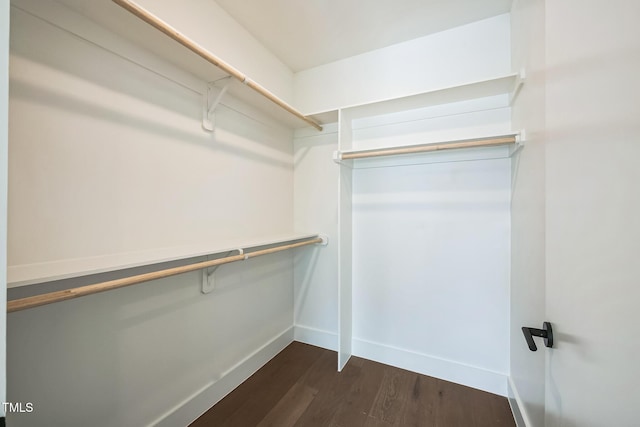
[509,68,526,106]
[510,129,527,156]
[201,248,243,294]
[202,76,232,132]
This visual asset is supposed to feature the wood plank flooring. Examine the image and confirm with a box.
[190,342,515,427]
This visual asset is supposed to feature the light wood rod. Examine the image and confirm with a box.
[112,0,322,131]
[8,238,323,313]
[340,135,517,160]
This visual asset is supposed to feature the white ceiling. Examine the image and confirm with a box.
[214,0,513,72]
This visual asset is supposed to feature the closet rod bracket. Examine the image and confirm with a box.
[332,151,353,167]
[202,76,233,132]
[510,129,527,156]
[201,248,243,294]
[318,234,329,246]
[509,68,526,105]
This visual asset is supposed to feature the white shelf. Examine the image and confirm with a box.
[344,73,523,119]
[8,233,320,288]
[305,73,524,127]
[19,0,321,130]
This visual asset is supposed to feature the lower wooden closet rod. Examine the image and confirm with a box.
[7,237,323,313]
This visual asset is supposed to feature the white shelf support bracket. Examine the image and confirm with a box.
[318,234,329,246]
[509,68,526,106]
[333,150,343,164]
[202,76,233,132]
[510,129,527,157]
[201,248,243,294]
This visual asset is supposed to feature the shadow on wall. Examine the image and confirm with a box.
[11,6,293,167]
[6,251,294,426]
[10,5,200,118]
[292,245,322,321]
[10,79,292,171]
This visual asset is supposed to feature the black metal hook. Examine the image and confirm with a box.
[522,322,553,351]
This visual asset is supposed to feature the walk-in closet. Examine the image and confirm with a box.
[1,0,638,426]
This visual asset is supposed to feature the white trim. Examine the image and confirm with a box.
[0,0,9,415]
[151,327,294,427]
[352,337,508,396]
[507,376,532,427]
[318,73,519,120]
[294,325,338,351]
[9,233,318,288]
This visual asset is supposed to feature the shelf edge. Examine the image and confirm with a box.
[8,233,320,288]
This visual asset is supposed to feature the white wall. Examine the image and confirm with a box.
[544,1,640,425]
[7,2,297,426]
[508,0,546,425]
[349,97,512,396]
[0,0,9,418]
[293,14,511,114]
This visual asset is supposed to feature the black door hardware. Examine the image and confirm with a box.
[521,322,553,351]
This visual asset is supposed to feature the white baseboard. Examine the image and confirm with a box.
[352,337,508,397]
[507,377,530,427]
[294,324,338,351]
[151,327,294,427]
[150,327,512,426]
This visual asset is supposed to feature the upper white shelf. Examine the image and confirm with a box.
[307,72,524,125]
[26,0,323,130]
[8,233,321,288]
[112,0,322,131]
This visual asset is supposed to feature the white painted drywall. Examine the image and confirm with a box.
[7,3,297,426]
[293,14,511,114]
[508,0,546,425]
[349,99,512,396]
[0,0,9,418]
[544,1,640,425]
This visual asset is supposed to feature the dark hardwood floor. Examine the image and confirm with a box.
[190,342,515,427]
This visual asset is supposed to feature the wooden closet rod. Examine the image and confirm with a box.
[112,0,322,131]
[7,237,323,313]
[340,135,517,160]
